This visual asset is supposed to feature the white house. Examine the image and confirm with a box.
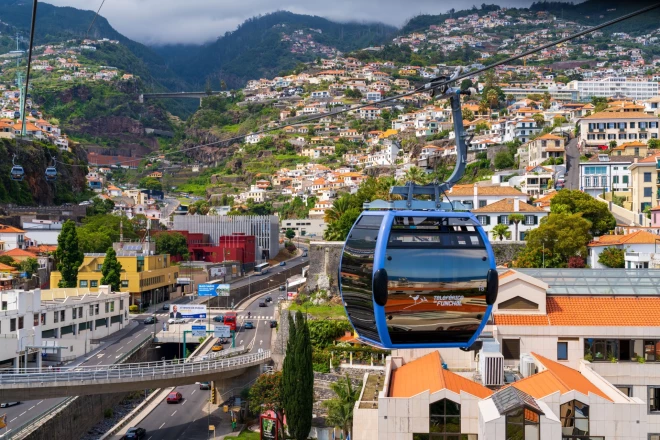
[472,197,548,241]
[0,224,25,251]
[588,230,660,269]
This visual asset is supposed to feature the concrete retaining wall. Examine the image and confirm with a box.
[22,342,160,440]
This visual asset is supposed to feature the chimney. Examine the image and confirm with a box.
[514,197,520,212]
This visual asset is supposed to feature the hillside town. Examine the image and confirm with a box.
[5,3,660,440]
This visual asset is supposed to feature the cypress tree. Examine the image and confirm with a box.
[291,310,313,440]
[55,220,83,288]
[100,247,123,291]
[282,310,298,431]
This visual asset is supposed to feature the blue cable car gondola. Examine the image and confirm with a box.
[339,73,498,349]
[45,157,57,182]
[10,155,24,181]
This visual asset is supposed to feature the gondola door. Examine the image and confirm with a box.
[381,213,494,348]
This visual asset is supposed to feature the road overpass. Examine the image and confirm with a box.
[0,350,270,402]
[139,91,229,105]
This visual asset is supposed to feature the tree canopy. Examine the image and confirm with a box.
[515,212,592,268]
[55,220,84,288]
[139,177,163,191]
[549,190,615,236]
[154,232,190,260]
[78,215,140,253]
[100,247,123,291]
[598,247,625,268]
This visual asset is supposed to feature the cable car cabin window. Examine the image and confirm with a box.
[340,215,383,343]
[384,216,490,345]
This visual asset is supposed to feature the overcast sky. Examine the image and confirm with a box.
[43,0,549,46]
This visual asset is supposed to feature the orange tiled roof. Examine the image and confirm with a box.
[0,262,16,272]
[588,230,660,247]
[535,133,563,141]
[582,111,657,120]
[511,353,612,402]
[637,153,660,163]
[495,296,660,326]
[450,185,525,197]
[389,351,492,399]
[611,141,647,150]
[2,248,37,257]
[472,198,545,213]
[0,225,24,233]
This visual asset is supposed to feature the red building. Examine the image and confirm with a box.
[159,231,255,266]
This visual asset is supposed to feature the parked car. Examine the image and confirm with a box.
[168,318,185,324]
[219,337,228,344]
[199,382,211,390]
[144,316,157,324]
[213,315,224,323]
[166,391,183,403]
[244,321,255,329]
[0,402,19,408]
[279,285,286,291]
[265,296,272,302]
[212,342,223,352]
[162,303,170,311]
[278,295,284,301]
[279,261,286,266]
[302,252,308,257]
[269,320,278,328]
[123,427,146,439]
[259,301,267,307]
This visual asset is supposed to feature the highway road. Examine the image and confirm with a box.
[127,289,282,440]
[565,137,580,191]
[0,319,160,437]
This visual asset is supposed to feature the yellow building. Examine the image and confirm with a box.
[628,153,660,214]
[50,248,179,307]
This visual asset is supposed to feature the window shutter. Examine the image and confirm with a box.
[486,216,491,225]
[533,216,538,225]
[498,215,503,224]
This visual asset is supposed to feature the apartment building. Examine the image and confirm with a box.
[357,268,660,439]
[280,218,327,237]
[0,286,129,367]
[567,77,659,100]
[448,184,529,210]
[628,154,660,214]
[578,112,660,148]
[578,154,633,197]
[519,165,554,196]
[524,133,566,167]
[472,197,548,241]
[0,224,25,251]
[49,242,179,307]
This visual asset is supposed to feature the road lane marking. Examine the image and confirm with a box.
[159,423,165,429]
[171,410,177,417]
[116,346,125,352]
[19,412,25,417]
[9,418,16,423]
[191,390,195,395]
[115,354,122,359]
[182,400,186,405]
[97,354,104,358]
[36,400,42,405]
[28,406,34,410]
[147,437,152,440]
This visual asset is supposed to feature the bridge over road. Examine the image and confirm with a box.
[0,350,270,402]
[139,91,230,105]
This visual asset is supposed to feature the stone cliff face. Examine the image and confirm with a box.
[0,140,89,205]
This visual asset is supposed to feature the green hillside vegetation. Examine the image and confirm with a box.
[0,0,187,91]
[158,11,396,88]
[0,139,90,205]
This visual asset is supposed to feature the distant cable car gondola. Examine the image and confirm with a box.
[10,155,24,181]
[339,71,498,349]
[45,164,57,182]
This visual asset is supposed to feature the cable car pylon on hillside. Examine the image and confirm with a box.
[339,68,498,350]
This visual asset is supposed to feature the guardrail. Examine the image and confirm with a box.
[4,333,154,439]
[0,351,271,386]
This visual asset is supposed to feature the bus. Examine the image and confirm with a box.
[254,262,270,275]
[223,311,237,332]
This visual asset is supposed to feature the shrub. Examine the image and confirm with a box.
[129,305,139,314]
[103,408,113,418]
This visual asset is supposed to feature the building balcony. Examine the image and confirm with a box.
[625,252,654,263]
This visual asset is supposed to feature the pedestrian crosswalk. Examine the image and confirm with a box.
[150,313,273,320]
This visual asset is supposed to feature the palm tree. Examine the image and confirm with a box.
[487,89,499,109]
[478,99,490,116]
[492,223,510,241]
[323,375,360,439]
[509,213,524,241]
[324,196,351,224]
[404,166,428,185]
[532,113,546,128]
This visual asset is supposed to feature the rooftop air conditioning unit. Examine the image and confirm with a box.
[520,354,536,378]
[479,339,504,386]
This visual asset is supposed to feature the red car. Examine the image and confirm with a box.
[166,391,183,403]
